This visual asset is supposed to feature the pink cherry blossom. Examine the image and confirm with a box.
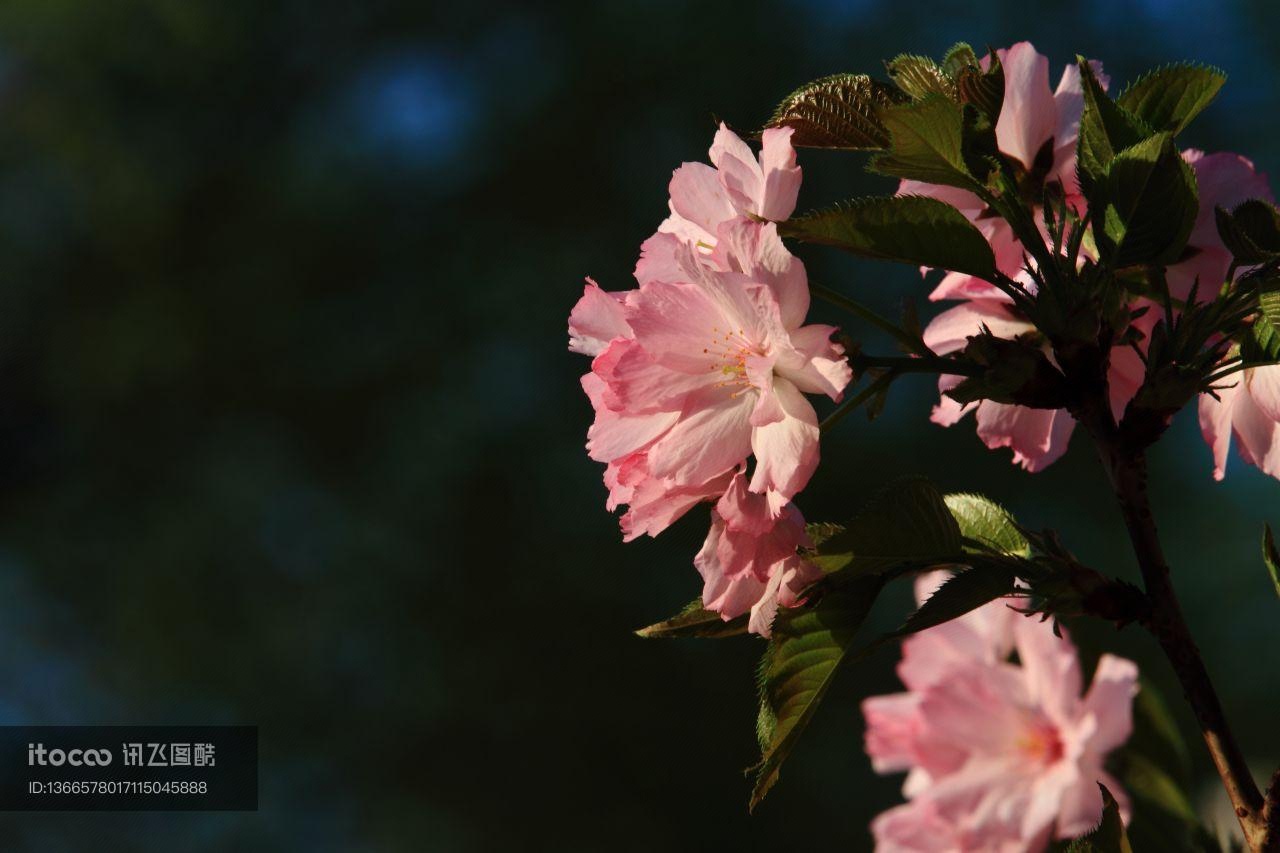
[694,469,820,636]
[863,573,1139,850]
[903,43,1105,302]
[1199,364,1280,481]
[621,232,849,498]
[920,299,1152,471]
[659,124,801,253]
[1167,150,1273,301]
[569,218,850,538]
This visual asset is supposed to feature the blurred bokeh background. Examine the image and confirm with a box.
[0,0,1276,849]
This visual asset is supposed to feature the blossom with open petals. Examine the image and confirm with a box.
[569,145,849,536]
[903,43,1105,302]
[863,573,1139,850]
[694,469,819,636]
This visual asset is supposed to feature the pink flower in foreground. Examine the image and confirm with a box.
[694,469,819,636]
[1169,150,1272,301]
[1199,364,1280,481]
[920,299,1151,471]
[570,228,848,538]
[863,573,1139,851]
[659,124,801,253]
[904,42,1105,302]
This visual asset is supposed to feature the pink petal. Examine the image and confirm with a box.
[748,377,820,498]
[644,385,755,486]
[1012,616,1083,726]
[922,300,1034,356]
[626,278,741,374]
[1198,383,1240,481]
[757,126,802,221]
[1246,364,1280,422]
[995,42,1057,171]
[863,693,924,773]
[621,467,732,541]
[709,123,765,215]
[710,219,810,329]
[1079,654,1139,756]
[633,231,703,288]
[974,402,1075,472]
[568,279,632,356]
[663,161,734,247]
[584,393,680,463]
[1227,379,1280,479]
[776,323,851,400]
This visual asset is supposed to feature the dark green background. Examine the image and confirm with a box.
[0,1,1275,849]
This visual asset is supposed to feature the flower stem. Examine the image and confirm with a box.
[819,370,896,433]
[810,283,931,357]
[1091,432,1268,849]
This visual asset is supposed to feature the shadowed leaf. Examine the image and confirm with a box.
[1099,133,1198,267]
[779,195,996,279]
[765,73,905,149]
[813,477,963,576]
[1077,57,1152,198]
[1063,785,1132,852]
[1215,199,1280,264]
[1263,524,1280,600]
[894,559,1019,637]
[636,599,747,638]
[749,576,881,810]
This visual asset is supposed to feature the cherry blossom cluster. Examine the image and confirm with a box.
[568,127,850,635]
[912,43,1275,474]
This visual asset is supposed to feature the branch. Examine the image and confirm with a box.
[819,370,896,433]
[810,283,930,356]
[1086,422,1268,850]
[851,352,978,377]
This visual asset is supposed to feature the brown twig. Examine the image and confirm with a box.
[1086,415,1268,849]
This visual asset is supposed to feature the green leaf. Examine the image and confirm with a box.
[944,492,1031,557]
[635,599,748,638]
[1077,57,1152,198]
[1099,133,1198,267]
[870,95,978,190]
[894,559,1019,637]
[779,195,997,279]
[887,53,954,100]
[1215,199,1280,264]
[750,576,881,810]
[765,73,905,149]
[941,42,979,77]
[1262,524,1280,599]
[1063,785,1133,852]
[805,521,845,550]
[1243,313,1280,364]
[812,477,963,576]
[1116,63,1226,135]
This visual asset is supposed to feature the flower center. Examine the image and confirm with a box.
[1016,720,1063,766]
[704,326,760,395]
